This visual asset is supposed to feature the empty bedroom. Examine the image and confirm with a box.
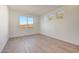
[0,5,79,53]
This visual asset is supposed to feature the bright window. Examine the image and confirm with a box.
[19,16,33,25]
[28,16,33,24]
[19,16,33,30]
[19,16,27,25]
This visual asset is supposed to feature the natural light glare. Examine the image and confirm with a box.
[28,16,33,24]
[19,16,27,25]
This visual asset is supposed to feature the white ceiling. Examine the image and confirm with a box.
[9,5,62,16]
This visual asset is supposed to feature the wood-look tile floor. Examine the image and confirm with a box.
[2,34,79,53]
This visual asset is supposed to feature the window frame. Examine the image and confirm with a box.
[19,16,33,30]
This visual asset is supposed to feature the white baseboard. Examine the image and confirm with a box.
[9,32,79,46]
[10,32,40,39]
[41,32,79,46]
[0,38,9,53]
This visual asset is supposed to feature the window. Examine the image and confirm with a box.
[28,16,33,24]
[19,16,27,25]
[19,16,33,30]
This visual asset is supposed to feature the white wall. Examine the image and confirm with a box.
[40,6,79,46]
[0,5,9,52]
[9,10,40,38]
